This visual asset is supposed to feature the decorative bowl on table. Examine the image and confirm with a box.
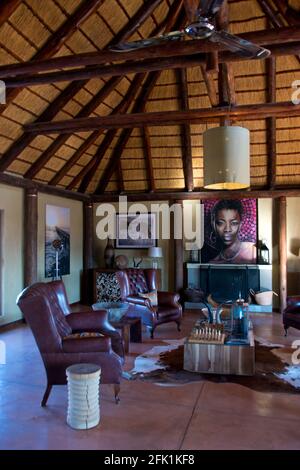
[92,302,129,322]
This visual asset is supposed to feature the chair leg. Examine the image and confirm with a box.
[176,321,181,332]
[41,383,52,407]
[150,328,154,339]
[114,384,121,404]
[284,326,289,336]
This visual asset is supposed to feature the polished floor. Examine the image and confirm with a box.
[0,310,300,450]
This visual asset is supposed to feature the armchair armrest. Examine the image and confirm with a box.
[62,335,110,353]
[158,291,181,308]
[66,310,107,331]
[126,295,152,310]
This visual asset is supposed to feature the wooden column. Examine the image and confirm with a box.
[174,200,184,294]
[24,188,38,287]
[83,201,94,270]
[279,196,287,314]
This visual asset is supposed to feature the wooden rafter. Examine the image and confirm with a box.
[6,39,300,90]
[273,0,300,25]
[1,26,299,79]
[24,76,122,179]
[217,0,236,108]
[24,101,300,135]
[76,73,146,193]
[94,71,161,194]
[258,0,300,63]
[0,0,162,173]
[142,127,155,192]
[2,0,105,112]
[71,130,116,192]
[0,0,22,28]
[73,1,186,193]
[177,69,194,192]
[49,132,100,186]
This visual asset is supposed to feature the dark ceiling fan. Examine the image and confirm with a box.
[109,0,270,59]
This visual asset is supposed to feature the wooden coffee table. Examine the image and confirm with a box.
[184,327,255,376]
[111,316,142,353]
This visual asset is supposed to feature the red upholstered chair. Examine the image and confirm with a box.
[116,269,182,338]
[17,281,123,406]
[283,295,300,335]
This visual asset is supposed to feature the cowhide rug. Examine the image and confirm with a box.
[127,337,300,394]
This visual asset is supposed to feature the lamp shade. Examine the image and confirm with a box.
[148,247,162,258]
[203,126,250,190]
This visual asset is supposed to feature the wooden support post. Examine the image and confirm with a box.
[279,196,287,314]
[24,188,38,287]
[83,201,94,271]
[174,200,184,294]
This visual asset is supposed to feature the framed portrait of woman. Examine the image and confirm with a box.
[200,198,257,264]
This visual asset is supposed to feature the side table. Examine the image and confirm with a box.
[66,363,101,430]
[111,317,142,353]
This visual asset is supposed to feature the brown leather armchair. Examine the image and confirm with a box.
[283,295,300,335]
[116,269,182,338]
[17,281,123,406]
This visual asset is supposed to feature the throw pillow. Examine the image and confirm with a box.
[64,332,104,340]
[96,272,121,303]
[138,290,158,307]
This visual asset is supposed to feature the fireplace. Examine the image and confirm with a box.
[199,265,260,303]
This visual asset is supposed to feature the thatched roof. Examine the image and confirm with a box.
[0,0,300,195]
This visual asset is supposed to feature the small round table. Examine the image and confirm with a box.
[66,363,101,430]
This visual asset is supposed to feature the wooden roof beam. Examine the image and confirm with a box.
[273,0,300,25]
[94,71,161,195]
[8,36,300,90]
[0,0,160,172]
[24,76,121,180]
[24,101,300,135]
[258,0,300,64]
[142,127,155,192]
[76,73,146,193]
[177,69,194,192]
[217,0,236,108]
[0,0,22,28]
[1,25,300,78]
[2,0,105,111]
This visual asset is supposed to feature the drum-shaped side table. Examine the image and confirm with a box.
[66,363,101,430]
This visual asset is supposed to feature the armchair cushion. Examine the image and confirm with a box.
[138,290,158,306]
[62,335,110,353]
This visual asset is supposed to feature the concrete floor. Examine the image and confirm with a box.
[0,310,300,450]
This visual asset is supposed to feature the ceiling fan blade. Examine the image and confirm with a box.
[199,0,225,18]
[109,31,185,52]
[209,30,271,59]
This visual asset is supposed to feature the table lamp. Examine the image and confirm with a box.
[148,246,162,269]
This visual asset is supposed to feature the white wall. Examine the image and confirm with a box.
[38,193,83,304]
[0,184,24,325]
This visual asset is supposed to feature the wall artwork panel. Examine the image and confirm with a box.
[200,198,257,264]
[45,205,70,278]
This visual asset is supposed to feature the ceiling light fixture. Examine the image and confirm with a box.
[203,126,250,190]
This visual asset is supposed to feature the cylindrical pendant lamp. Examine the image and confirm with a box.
[203,126,250,190]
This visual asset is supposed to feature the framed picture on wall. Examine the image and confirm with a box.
[200,198,257,264]
[45,204,70,277]
[116,213,157,249]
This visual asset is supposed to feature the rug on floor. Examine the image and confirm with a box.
[127,338,300,394]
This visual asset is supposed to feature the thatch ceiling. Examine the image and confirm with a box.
[0,0,300,195]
